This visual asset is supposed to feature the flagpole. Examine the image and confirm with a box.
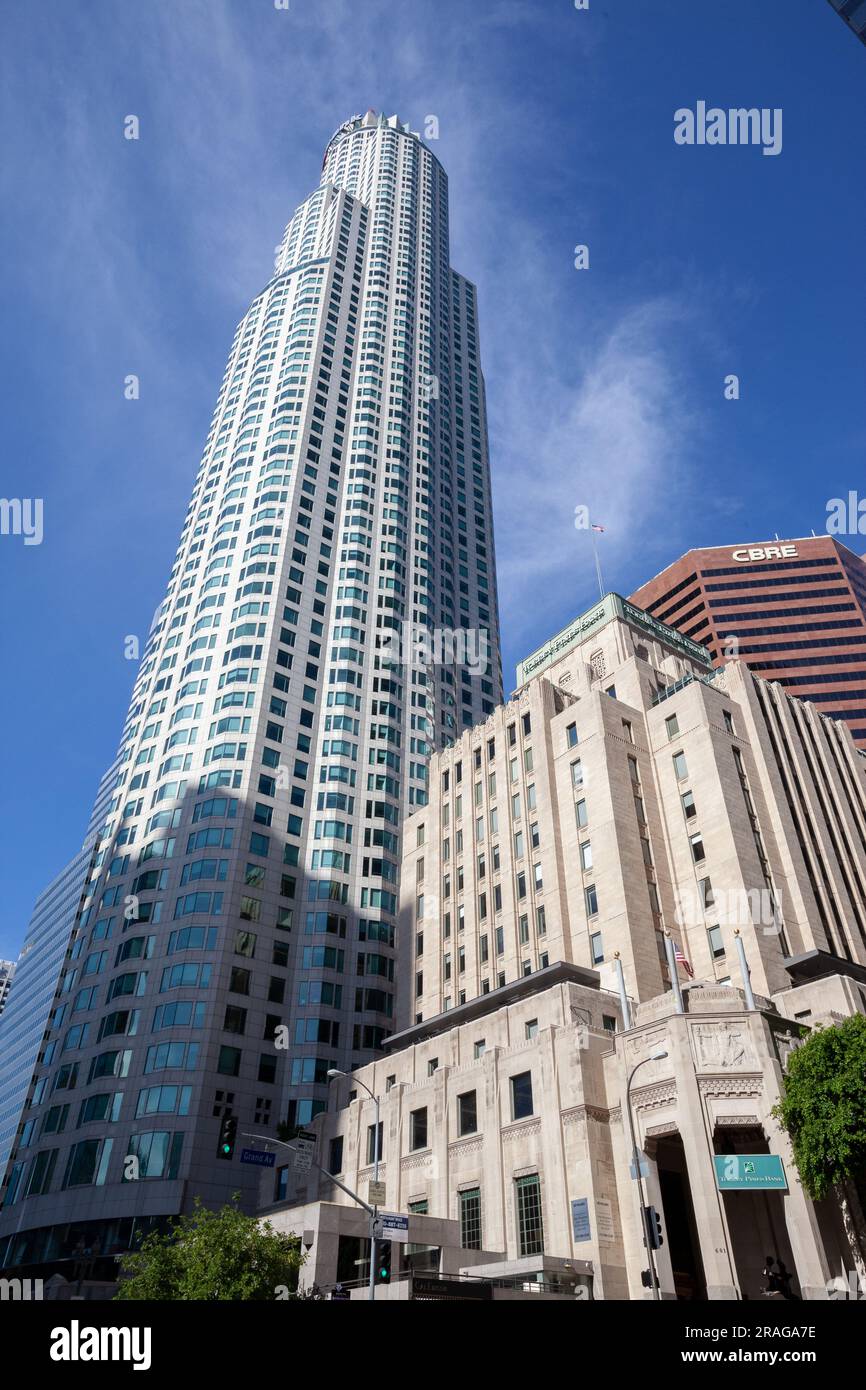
[590,523,605,600]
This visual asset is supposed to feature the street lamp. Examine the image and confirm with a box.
[625,1048,668,1302]
[242,1132,376,1301]
[328,1069,380,1302]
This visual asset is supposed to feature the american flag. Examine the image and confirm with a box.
[674,943,694,978]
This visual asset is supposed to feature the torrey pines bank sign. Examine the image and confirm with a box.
[515,593,712,686]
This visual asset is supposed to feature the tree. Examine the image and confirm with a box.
[773,1014,866,1278]
[114,1195,304,1300]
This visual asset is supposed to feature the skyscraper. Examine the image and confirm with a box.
[0,762,119,1191]
[0,112,501,1273]
[0,962,15,1018]
[826,0,866,47]
[630,537,866,748]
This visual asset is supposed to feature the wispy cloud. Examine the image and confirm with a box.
[489,292,706,657]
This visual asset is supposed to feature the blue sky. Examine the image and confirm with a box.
[0,0,864,958]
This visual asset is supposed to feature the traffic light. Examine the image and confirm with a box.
[375,1239,392,1284]
[218,1114,237,1160]
[643,1204,664,1250]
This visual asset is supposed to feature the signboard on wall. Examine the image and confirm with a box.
[571,1198,591,1243]
[595,1198,615,1242]
[714,1154,787,1191]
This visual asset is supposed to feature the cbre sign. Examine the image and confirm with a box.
[731,544,798,563]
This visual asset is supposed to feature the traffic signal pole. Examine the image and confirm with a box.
[625,1058,662,1301]
[243,1132,379,1300]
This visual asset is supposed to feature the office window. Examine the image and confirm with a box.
[510,1071,533,1120]
[258,1053,277,1084]
[708,925,725,959]
[409,1198,429,1215]
[585,883,599,916]
[525,1018,538,1040]
[328,1136,344,1174]
[566,722,578,748]
[602,1014,617,1033]
[474,1039,486,1059]
[218,1045,241,1077]
[458,1090,477,1136]
[590,931,604,964]
[515,1173,544,1256]
[410,1107,428,1151]
[673,751,688,781]
[690,833,706,864]
[367,1121,383,1166]
[665,714,679,740]
[681,790,696,821]
[723,710,734,735]
[427,1057,438,1076]
[460,1186,482,1250]
[579,840,593,871]
[571,760,583,788]
[223,1005,247,1035]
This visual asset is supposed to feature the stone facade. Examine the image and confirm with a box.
[262,964,863,1300]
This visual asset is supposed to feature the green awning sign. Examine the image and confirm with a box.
[714,1154,787,1191]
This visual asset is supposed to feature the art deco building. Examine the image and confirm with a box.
[403,592,866,1020]
[0,111,502,1274]
[264,596,866,1301]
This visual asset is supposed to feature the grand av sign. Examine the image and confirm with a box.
[731,545,798,563]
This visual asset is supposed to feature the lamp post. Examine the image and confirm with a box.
[328,1069,380,1302]
[242,1133,375,1299]
[625,1049,668,1301]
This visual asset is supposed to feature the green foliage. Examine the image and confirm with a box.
[772,1015,866,1201]
[114,1195,304,1301]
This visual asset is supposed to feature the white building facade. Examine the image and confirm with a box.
[0,112,501,1274]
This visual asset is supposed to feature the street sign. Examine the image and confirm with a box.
[571,1198,591,1243]
[411,1276,492,1302]
[629,1152,649,1180]
[379,1213,410,1244]
[714,1154,787,1191]
[240,1148,275,1168]
[293,1131,317,1172]
[368,1179,386,1205]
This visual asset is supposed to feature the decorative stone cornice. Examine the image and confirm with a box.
[645,1121,678,1138]
[698,1075,763,1099]
[502,1118,542,1141]
[448,1137,484,1157]
[561,1104,610,1127]
[631,1082,678,1110]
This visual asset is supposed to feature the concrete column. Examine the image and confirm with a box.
[482,1048,508,1254]
[673,1039,740,1299]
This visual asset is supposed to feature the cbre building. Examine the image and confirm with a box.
[630,536,866,749]
[0,112,502,1276]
